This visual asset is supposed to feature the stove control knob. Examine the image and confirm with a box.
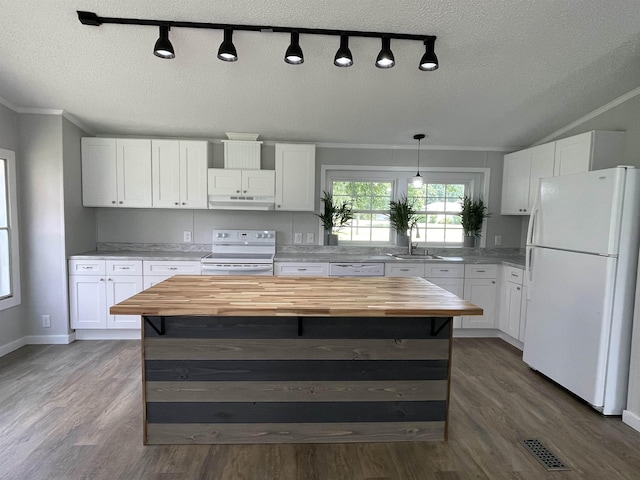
[256,233,262,238]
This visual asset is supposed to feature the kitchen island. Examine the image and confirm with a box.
[110,275,482,445]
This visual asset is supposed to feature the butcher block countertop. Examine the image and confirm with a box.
[110,275,483,317]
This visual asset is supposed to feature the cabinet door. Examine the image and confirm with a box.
[275,263,329,276]
[527,143,556,211]
[116,139,152,207]
[242,170,275,196]
[426,277,464,329]
[501,150,531,215]
[385,263,424,277]
[499,281,523,338]
[519,285,528,342]
[180,141,210,209]
[81,138,118,207]
[275,143,316,211]
[208,169,242,195]
[553,132,592,176]
[152,139,181,208]
[69,275,107,329]
[106,275,142,329]
[462,278,497,328]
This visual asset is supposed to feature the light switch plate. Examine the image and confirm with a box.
[294,233,303,244]
[184,231,192,243]
[494,235,502,246]
[306,233,315,244]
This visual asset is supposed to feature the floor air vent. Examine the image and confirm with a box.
[520,439,570,471]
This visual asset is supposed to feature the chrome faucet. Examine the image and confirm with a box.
[408,225,418,255]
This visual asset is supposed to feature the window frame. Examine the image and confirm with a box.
[322,165,490,247]
[0,148,21,311]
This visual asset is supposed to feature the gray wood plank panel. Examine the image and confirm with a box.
[144,338,450,360]
[145,421,447,444]
[144,359,449,382]
[144,316,451,339]
[146,401,447,424]
[145,380,448,402]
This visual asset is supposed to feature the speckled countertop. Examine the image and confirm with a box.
[69,244,525,269]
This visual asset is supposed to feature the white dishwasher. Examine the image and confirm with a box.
[328,263,385,276]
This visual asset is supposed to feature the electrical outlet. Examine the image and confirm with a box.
[42,315,51,328]
[294,232,303,244]
[306,233,315,244]
[183,231,192,243]
[494,235,502,246]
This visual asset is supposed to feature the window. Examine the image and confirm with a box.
[0,148,20,311]
[324,167,487,247]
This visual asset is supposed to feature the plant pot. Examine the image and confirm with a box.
[463,235,476,247]
[396,233,410,247]
[326,233,339,246]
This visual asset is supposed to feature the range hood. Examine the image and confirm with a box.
[208,195,275,211]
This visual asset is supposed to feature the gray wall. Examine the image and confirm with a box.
[96,144,523,248]
[0,103,25,350]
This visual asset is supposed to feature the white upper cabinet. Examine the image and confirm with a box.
[501,143,555,215]
[152,140,210,209]
[207,168,275,196]
[501,130,625,215]
[82,137,152,208]
[275,143,316,211]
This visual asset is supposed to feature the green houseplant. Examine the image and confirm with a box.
[460,196,491,247]
[316,191,353,245]
[389,195,419,246]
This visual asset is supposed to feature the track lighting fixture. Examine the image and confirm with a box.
[284,31,304,65]
[334,35,354,67]
[411,134,426,189]
[375,37,394,69]
[419,36,439,71]
[77,11,439,71]
[153,25,175,59]
[217,29,238,62]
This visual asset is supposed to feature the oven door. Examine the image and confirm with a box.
[201,263,274,276]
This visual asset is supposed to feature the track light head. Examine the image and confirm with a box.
[419,36,438,71]
[285,31,304,65]
[412,133,426,188]
[334,34,353,67]
[153,25,175,59]
[217,29,238,62]
[375,37,395,69]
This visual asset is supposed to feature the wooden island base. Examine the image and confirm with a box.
[110,275,482,445]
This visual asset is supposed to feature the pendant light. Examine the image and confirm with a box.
[334,34,353,67]
[411,134,425,188]
[284,31,304,64]
[153,25,175,59]
[217,29,238,62]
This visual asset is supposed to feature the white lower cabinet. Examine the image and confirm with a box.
[69,260,143,330]
[462,265,498,329]
[498,265,528,347]
[275,262,329,276]
[424,264,465,329]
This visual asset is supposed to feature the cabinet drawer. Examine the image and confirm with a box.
[143,261,202,275]
[69,259,106,275]
[424,264,464,278]
[106,260,142,276]
[465,264,498,279]
[503,266,524,285]
[385,263,424,277]
[275,263,329,276]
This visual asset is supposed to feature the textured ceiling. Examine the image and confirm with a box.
[1,0,639,150]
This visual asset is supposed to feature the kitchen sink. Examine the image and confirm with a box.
[386,253,444,260]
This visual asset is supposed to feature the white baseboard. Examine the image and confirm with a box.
[0,336,28,357]
[622,410,640,433]
[497,331,524,351]
[75,329,141,340]
[25,333,76,345]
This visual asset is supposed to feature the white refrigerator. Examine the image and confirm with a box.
[523,166,640,415]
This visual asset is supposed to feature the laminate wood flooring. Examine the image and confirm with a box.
[1,338,639,479]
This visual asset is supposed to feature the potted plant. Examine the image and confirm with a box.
[316,190,353,245]
[389,195,419,246]
[459,196,491,247]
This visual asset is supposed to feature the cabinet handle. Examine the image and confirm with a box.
[517,287,521,291]
[112,201,116,204]
[107,278,113,281]
[100,278,105,282]
[440,269,449,272]
[476,269,486,273]
[81,266,92,270]
[243,190,247,193]
[492,280,496,284]
[119,201,123,204]
[120,267,130,270]
[236,190,240,193]
[277,205,281,208]
[511,273,518,277]
[182,202,186,205]
[400,268,410,272]
[297,268,307,271]
[175,202,179,205]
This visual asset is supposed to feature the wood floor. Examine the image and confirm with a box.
[1,338,639,479]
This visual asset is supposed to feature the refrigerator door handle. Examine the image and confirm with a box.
[526,247,534,300]
[527,202,539,246]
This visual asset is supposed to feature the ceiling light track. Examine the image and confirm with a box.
[77,11,439,70]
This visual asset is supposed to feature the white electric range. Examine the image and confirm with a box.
[200,229,276,276]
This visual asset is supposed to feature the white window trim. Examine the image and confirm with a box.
[320,165,491,247]
[0,148,20,311]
